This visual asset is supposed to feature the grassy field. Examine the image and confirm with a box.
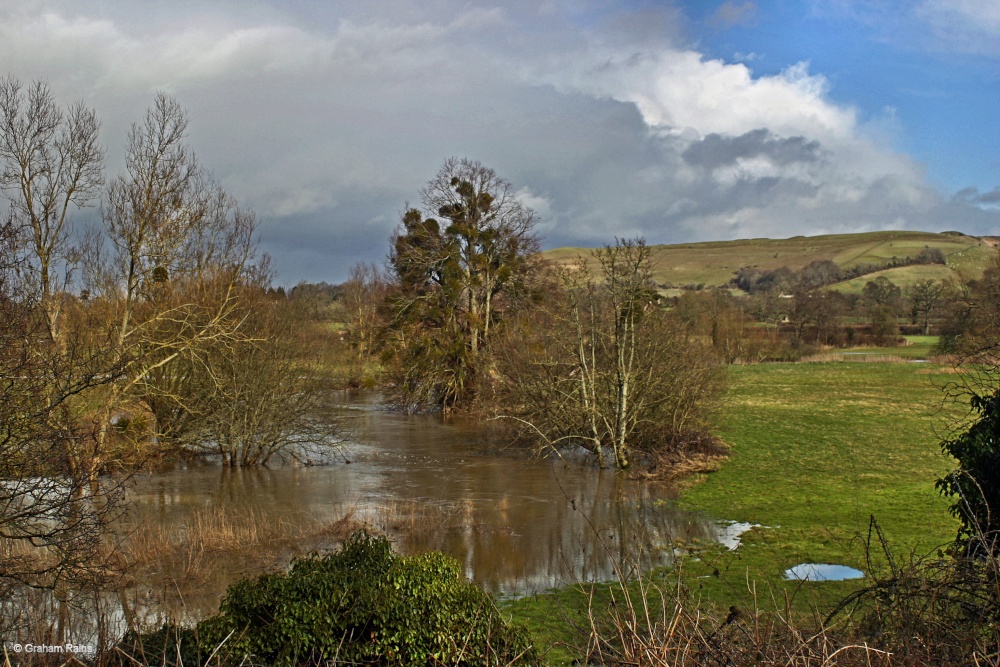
[544,230,989,290]
[686,361,959,558]
[824,263,956,295]
[803,335,941,360]
[507,358,965,663]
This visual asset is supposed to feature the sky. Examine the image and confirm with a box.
[1,0,998,284]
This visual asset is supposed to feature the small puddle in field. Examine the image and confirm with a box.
[784,563,864,581]
[714,521,760,550]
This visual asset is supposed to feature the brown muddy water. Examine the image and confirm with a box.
[126,392,743,619]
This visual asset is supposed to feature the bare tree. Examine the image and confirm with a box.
[344,260,389,361]
[84,94,261,475]
[787,286,845,347]
[863,275,902,342]
[0,219,125,610]
[909,278,944,336]
[192,290,329,466]
[495,239,725,470]
[674,290,778,363]
[597,239,658,469]
[0,82,129,615]
[0,77,104,346]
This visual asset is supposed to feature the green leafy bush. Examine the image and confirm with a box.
[195,530,539,666]
[937,390,1000,549]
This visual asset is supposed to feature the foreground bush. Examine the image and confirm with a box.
[124,530,538,666]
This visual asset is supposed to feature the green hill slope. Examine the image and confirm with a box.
[543,230,992,291]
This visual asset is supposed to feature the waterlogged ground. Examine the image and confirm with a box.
[126,392,738,618]
[506,359,965,664]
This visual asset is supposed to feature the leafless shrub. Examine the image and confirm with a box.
[584,575,893,667]
[830,517,1000,666]
[492,240,726,471]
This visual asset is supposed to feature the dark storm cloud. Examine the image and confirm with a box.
[954,186,1000,206]
[681,129,824,171]
[259,203,397,286]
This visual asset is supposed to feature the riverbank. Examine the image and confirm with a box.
[506,358,963,663]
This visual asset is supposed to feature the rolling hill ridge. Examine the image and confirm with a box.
[543,230,994,293]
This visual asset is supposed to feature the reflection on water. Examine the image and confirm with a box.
[128,392,731,608]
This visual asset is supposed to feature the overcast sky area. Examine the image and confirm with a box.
[1,0,999,284]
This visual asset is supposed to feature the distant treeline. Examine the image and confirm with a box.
[729,246,946,294]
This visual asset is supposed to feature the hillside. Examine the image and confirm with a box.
[543,230,993,292]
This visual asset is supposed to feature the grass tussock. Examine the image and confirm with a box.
[633,431,730,482]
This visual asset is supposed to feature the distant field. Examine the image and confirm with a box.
[544,230,991,291]
[824,263,957,294]
[803,335,941,360]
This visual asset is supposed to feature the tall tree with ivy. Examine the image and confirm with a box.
[386,158,539,412]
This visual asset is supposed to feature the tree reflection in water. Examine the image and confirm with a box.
[127,392,733,616]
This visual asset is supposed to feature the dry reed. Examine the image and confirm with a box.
[800,353,911,364]
[124,507,360,567]
[116,506,364,625]
[583,574,895,666]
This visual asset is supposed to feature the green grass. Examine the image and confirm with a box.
[507,360,965,663]
[945,242,995,278]
[686,362,959,555]
[825,264,956,294]
[543,230,989,290]
[819,335,940,359]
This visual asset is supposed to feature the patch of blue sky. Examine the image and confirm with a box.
[681,0,999,195]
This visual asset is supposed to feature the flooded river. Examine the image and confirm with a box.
[128,392,736,610]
